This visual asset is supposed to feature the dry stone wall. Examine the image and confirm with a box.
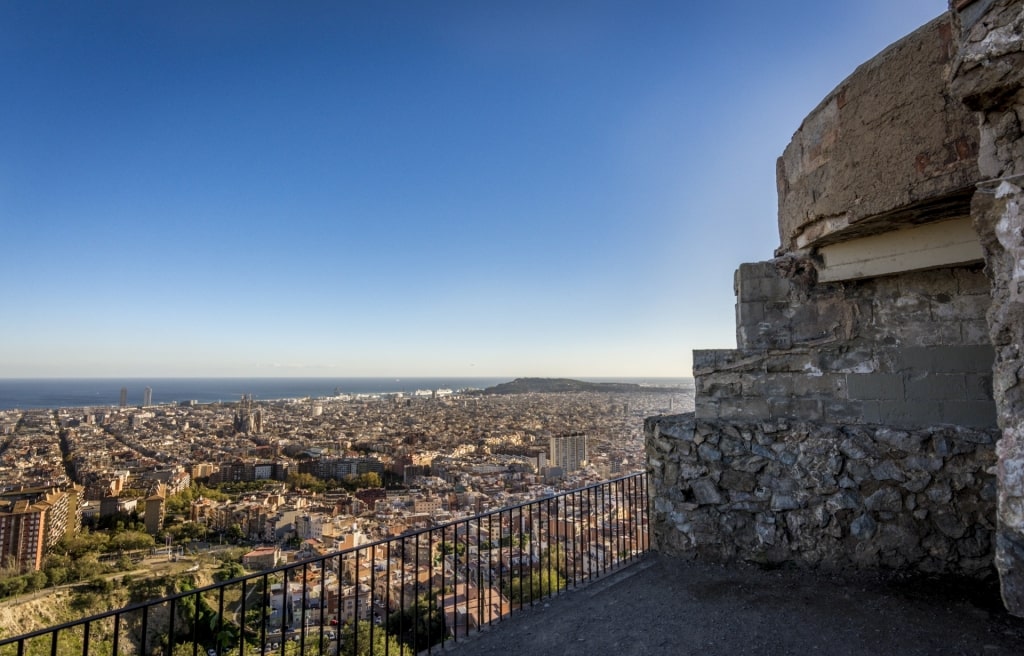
[648,413,998,576]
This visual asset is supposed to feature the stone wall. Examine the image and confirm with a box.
[735,260,991,352]
[645,1,1024,615]
[648,413,998,576]
[702,260,998,429]
[949,0,1024,616]
[694,344,996,429]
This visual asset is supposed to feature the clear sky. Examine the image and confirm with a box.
[1,1,945,379]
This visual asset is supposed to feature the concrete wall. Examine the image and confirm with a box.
[648,414,998,576]
[777,14,979,253]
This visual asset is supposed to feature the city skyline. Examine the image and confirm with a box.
[1,1,945,378]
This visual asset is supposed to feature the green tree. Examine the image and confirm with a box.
[357,472,381,489]
[386,594,445,652]
[225,523,245,543]
[339,620,404,656]
[213,561,245,582]
[108,530,156,552]
[70,553,104,581]
[505,568,566,604]
[287,472,326,493]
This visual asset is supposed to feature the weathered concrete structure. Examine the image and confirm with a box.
[647,0,1024,615]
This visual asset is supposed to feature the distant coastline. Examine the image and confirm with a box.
[0,377,695,411]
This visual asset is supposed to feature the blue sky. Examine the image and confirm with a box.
[1,1,945,378]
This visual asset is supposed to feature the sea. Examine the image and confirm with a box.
[0,377,694,411]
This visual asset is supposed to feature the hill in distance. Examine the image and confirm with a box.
[481,378,679,395]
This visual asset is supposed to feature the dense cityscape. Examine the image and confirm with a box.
[0,381,693,652]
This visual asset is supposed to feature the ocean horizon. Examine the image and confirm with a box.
[0,377,695,411]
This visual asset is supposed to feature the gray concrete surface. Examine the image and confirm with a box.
[440,554,1024,656]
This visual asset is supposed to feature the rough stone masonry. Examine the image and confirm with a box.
[646,0,1024,616]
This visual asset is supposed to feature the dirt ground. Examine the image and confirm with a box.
[446,554,1024,656]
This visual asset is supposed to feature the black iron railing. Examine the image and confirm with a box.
[0,473,649,656]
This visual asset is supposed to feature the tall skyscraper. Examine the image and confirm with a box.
[119,387,127,408]
[143,386,153,407]
[549,433,588,472]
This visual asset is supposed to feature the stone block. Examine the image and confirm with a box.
[692,350,721,373]
[905,374,968,401]
[703,376,743,399]
[764,351,815,374]
[720,470,756,493]
[760,374,795,398]
[954,265,990,294]
[862,401,882,424]
[847,374,904,400]
[965,374,994,400]
[934,345,995,373]
[896,347,935,373]
[694,399,719,420]
[717,398,770,421]
[874,426,925,452]
[769,398,823,422]
[820,347,877,373]
[876,400,943,427]
[691,477,723,505]
[793,373,847,397]
[865,487,903,512]
[901,267,957,296]
[824,399,865,423]
[950,293,991,321]
[940,400,998,428]
[961,319,991,345]
[737,301,766,326]
[914,321,965,347]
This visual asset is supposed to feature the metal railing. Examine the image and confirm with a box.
[0,473,649,656]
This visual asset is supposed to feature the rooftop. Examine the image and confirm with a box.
[444,553,1024,656]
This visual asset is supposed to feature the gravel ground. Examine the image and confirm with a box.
[442,554,1024,656]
